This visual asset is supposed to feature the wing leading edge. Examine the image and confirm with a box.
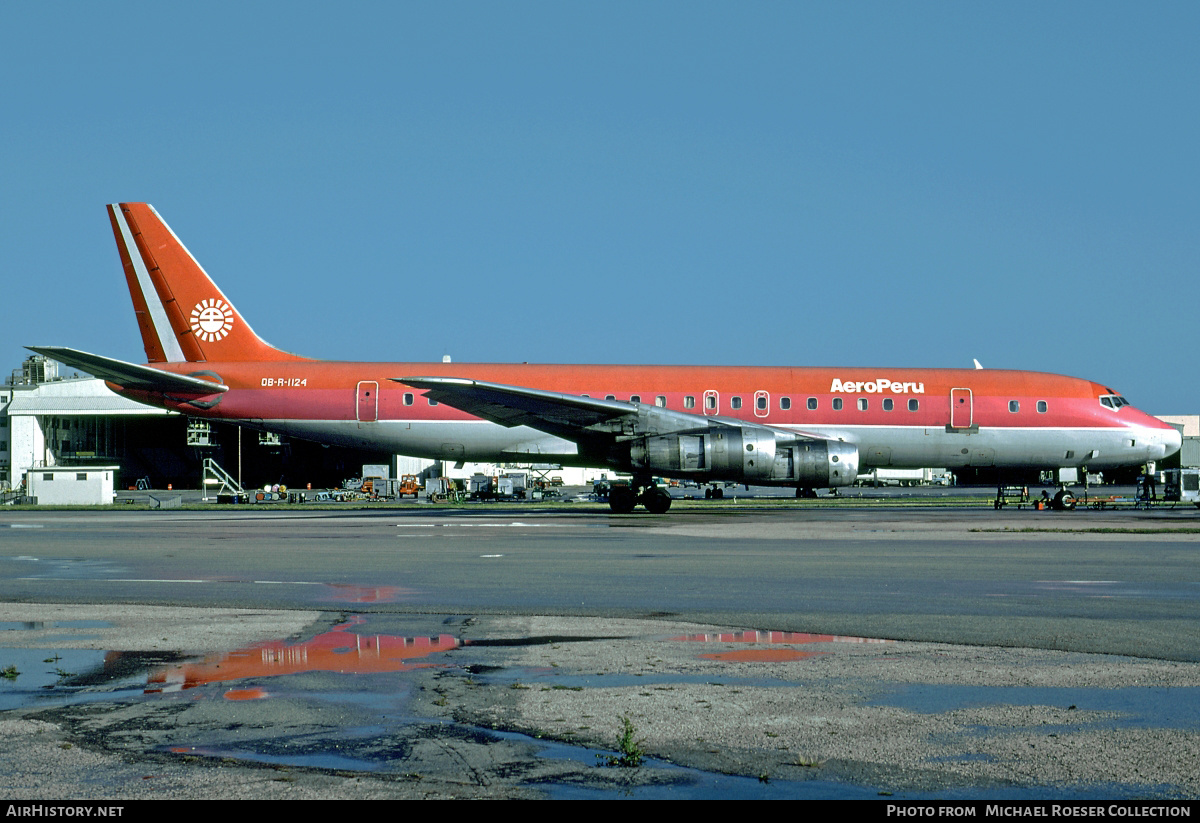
[393,376,636,436]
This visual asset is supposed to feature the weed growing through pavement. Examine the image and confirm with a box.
[599,715,645,768]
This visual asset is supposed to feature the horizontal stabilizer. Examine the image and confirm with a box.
[26,346,228,394]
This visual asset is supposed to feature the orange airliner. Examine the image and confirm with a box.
[30,203,1181,513]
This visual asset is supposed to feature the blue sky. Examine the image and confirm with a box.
[3,2,1198,411]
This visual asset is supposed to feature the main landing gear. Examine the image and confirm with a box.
[608,479,672,514]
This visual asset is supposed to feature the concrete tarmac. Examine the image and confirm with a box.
[1,501,1198,798]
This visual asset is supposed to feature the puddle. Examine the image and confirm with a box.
[0,613,1196,798]
[673,629,890,663]
[0,620,109,631]
[321,584,416,603]
[699,649,826,662]
[871,683,1200,729]
[146,617,459,693]
[671,629,892,646]
[0,648,146,710]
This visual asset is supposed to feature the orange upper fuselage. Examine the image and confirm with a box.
[128,359,1163,433]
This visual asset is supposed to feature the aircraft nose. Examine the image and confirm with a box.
[1161,426,1183,459]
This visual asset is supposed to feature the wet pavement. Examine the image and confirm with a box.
[1,605,1198,799]
[2,503,1199,798]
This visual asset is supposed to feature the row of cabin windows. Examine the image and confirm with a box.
[399,391,1050,414]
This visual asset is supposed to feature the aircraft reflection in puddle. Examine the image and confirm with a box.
[146,616,460,697]
[321,584,415,604]
[672,630,891,662]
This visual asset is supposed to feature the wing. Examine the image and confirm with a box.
[26,346,229,395]
[393,376,837,443]
[393,376,639,442]
[398,376,859,487]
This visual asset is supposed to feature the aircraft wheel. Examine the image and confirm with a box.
[1052,490,1076,511]
[712,487,724,499]
[609,487,637,514]
[642,488,672,514]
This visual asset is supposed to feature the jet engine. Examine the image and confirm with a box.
[628,426,858,487]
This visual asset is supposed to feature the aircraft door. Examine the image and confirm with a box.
[703,390,719,416]
[950,388,972,429]
[357,381,379,422]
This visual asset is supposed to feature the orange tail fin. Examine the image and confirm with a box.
[108,203,307,363]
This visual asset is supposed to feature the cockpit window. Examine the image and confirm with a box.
[1099,394,1128,410]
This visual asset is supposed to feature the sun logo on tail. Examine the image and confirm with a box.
[191,299,235,342]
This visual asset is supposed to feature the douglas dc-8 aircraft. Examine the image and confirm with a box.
[30,203,1181,513]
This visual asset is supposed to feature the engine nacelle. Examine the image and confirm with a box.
[629,426,859,487]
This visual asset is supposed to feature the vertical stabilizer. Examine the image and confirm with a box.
[108,203,306,363]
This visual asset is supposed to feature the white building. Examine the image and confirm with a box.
[25,466,118,505]
[4,367,174,491]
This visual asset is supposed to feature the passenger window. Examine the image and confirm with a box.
[403,393,414,406]
[779,397,791,410]
[684,395,695,409]
[908,398,919,411]
[857,398,867,411]
[883,398,893,411]
[757,395,767,411]
[655,396,666,407]
[605,394,615,400]
[1037,401,1047,413]
[705,394,717,410]
[1009,400,1020,413]
[807,397,817,410]
[832,398,843,411]
[630,395,640,403]
[731,397,743,410]
[428,398,438,406]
